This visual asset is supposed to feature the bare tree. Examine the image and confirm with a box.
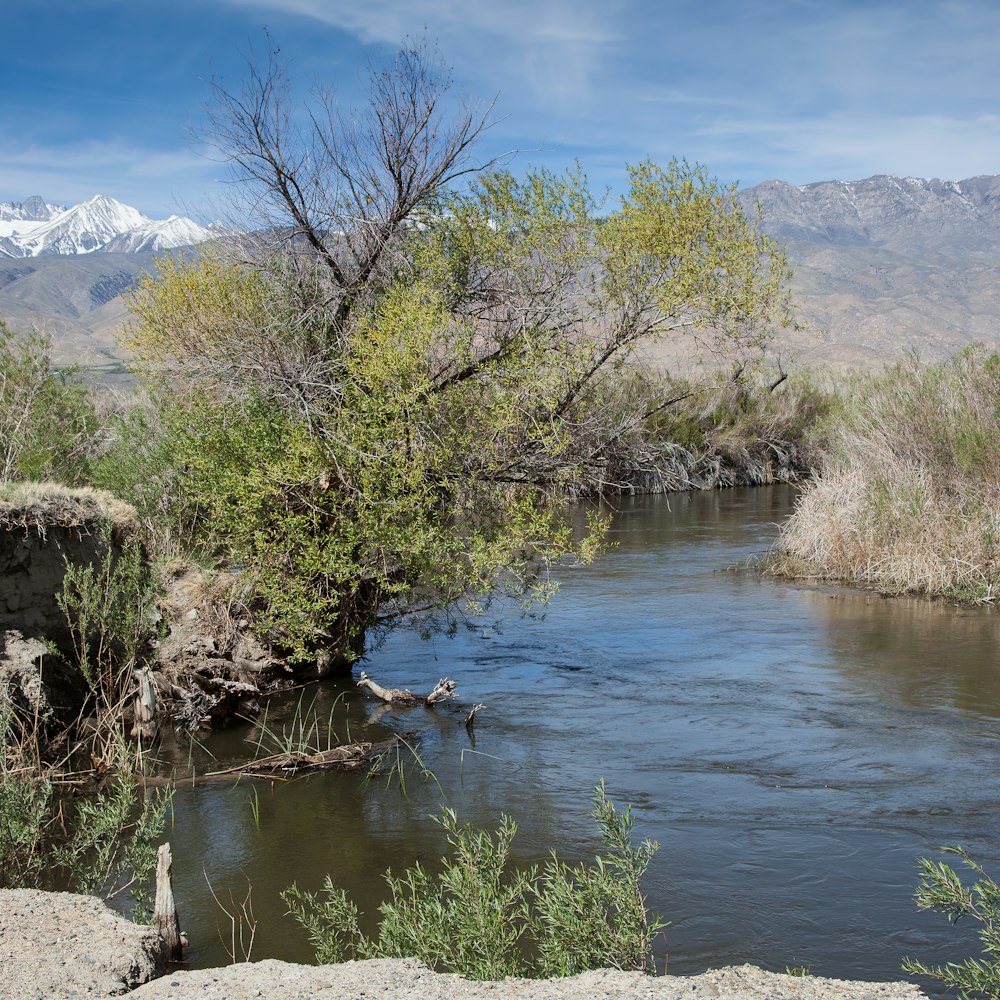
[205,39,496,340]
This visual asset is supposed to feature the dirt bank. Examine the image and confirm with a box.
[128,959,929,1000]
[0,889,930,1000]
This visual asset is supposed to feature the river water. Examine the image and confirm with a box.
[160,485,1000,986]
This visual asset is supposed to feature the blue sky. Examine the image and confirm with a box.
[3,0,999,220]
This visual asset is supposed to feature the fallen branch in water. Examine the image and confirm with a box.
[357,671,457,706]
[201,736,404,777]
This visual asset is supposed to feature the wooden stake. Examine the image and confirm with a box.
[153,842,183,962]
[465,703,486,731]
[132,667,159,741]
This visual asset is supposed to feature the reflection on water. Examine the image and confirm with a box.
[161,485,1000,988]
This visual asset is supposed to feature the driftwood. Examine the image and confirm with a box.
[465,703,486,731]
[153,843,183,962]
[357,671,457,706]
[201,736,404,778]
[132,667,159,741]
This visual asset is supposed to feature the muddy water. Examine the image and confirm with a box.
[160,485,1000,986]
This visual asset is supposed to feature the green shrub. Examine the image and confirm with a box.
[56,523,159,707]
[54,519,162,762]
[283,783,666,979]
[903,846,1000,1000]
[0,321,98,485]
[0,713,171,914]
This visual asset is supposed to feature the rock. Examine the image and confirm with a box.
[0,889,932,1000]
[0,888,166,998]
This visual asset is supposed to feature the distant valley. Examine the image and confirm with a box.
[2,178,1000,370]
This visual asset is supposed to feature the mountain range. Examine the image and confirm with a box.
[0,195,216,366]
[733,174,1000,367]
[0,194,213,258]
[1,178,999,370]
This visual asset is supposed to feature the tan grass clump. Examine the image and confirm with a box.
[772,345,1000,603]
[0,481,139,536]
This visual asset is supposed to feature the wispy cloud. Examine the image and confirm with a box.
[0,137,220,219]
[696,112,1000,184]
[5,0,999,219]
[220,0,622,105]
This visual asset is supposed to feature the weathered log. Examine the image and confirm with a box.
[153,843,183,962]
[131,667,159,742]
[200,735,405,778]
[357,670,457,706]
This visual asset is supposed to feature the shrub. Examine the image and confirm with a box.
[0,321,98,485]
[903,846,1000,1000]
[283,783,666,979]
[56,522,160,722]
[0,713,171,914]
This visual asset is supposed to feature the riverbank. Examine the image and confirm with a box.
[0,888,929,1000]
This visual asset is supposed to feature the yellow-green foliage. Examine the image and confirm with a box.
[599,161,792,351]
[774,345,1000,602]
[122,159,791,663]
[158,285,592,663]
[126,255,275,367]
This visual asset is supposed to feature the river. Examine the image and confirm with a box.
[159,484,1000,987]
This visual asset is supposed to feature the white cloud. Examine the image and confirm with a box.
[220,0,622,105]
[696,112,1000,185]
[0,137,220,219]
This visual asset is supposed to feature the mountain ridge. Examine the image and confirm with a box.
[1,176,999,370]
[0,194,212,258]
[728,172,1000,367]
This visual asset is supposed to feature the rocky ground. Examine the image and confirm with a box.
[0,889,930,1000]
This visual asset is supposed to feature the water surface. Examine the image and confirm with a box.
[161,485,1000,986]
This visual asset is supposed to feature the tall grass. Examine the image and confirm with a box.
[772,345,1000,602]
[0,711,171,914]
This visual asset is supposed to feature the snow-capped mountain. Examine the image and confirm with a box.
[0,194,213,257]
[0,196,65,223]
[103,214,216,253]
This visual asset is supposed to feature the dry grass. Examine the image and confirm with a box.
[0,482,138,535]
[771,345,1000,603]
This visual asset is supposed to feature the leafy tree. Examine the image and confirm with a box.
[123,42,792,672]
